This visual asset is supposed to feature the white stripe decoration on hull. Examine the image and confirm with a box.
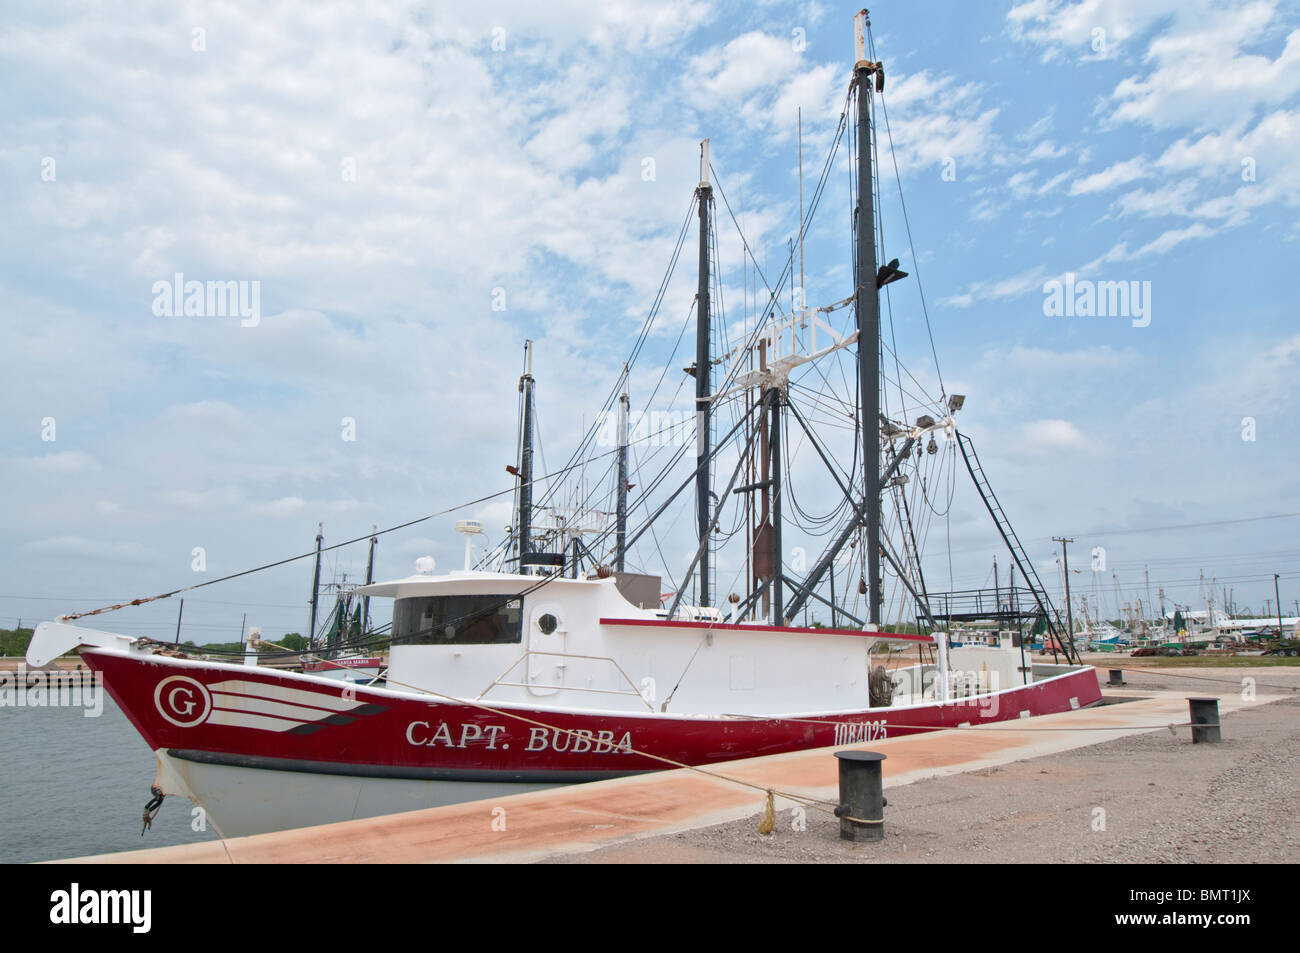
[154,675,385,734]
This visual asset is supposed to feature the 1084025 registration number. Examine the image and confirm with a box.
[833,719,887,745]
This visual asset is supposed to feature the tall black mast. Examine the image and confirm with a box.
[517,339,535,572]
[361,525,377,634]
[854,10,883,626]
[695,139,713,606]
[769,388,783,621]
[308,522,323,649]
[615,363,629,572]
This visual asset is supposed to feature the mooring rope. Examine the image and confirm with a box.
[1111,667,1298,694]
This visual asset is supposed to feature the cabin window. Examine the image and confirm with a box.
[392,595,523,645]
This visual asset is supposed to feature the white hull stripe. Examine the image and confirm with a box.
[208,679,366,713]
[208,710,311,733]
[196,680,389,733]
[210,691,361,724]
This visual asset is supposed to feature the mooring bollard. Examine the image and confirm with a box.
[1188,697,1221,744]
[1108,669,1125,687]
[833,750,886,842]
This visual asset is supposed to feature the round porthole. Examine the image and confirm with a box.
[537,613,559,635]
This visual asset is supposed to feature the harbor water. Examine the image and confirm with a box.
[0,689,219,864]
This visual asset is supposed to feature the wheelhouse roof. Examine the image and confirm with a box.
[354,570,606,600]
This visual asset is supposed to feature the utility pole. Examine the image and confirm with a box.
[993,554,1000,614]
[1012,561,1027,685]
[1052,537,1075,663]
[1275,574,1284,638]
[174,599,184,645]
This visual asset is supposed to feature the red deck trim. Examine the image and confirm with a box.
[598,617,934,643]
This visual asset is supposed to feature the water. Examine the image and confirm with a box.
[0,692,219,863]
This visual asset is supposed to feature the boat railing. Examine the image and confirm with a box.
[476,651,656,711]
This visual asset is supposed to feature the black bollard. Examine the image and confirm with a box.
[1108,669,1125,687]
[1188,697,1221,744]
[833,750,886,842]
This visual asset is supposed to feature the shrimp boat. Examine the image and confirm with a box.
[27,11,1097,839]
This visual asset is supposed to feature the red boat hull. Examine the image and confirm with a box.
[87,648,1101,784]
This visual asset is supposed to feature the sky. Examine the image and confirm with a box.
[3,0,1299,646]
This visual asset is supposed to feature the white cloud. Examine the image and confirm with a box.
[683,31,843,145]
[1007,0,1184,62]
[938,266,1048,309]
[881,71,1001,173]
[1132,222,1216,257]
[1111,4,1300,130]
[1069,156,1149,195]
[247,497,368,518]
[19,535,152,562]
[686,31,803,103]
[1027,139,1068,160]
[1037,170,1071,195]
[1022,418,1085,447]
[998,345,1138,372]
[13,451,101,473]
[1113,178,1199,218]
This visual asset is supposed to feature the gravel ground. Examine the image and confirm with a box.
[546,667,1300,864]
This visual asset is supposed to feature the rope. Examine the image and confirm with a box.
[1114,668,1298,693]
[55,406,704,624]
[718,712,1229,734]
[758,789,776,835]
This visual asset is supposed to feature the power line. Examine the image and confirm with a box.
[1053,512,1300,540]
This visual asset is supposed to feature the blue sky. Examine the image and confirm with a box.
[3,0,1300,644]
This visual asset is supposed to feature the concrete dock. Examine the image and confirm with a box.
[57,665,1297,864]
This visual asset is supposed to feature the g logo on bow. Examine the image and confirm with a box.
[154,675,212,728]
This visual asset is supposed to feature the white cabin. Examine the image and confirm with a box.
[356,569,929,716]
